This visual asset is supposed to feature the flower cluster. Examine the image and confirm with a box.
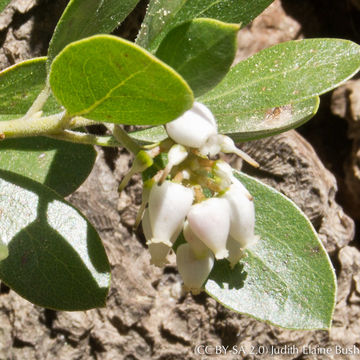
[140,102,258,293]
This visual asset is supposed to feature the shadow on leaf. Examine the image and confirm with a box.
[0,136,96,196]
[0,170,110,310]
[207,259,247,290]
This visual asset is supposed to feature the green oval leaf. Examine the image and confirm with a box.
[205,172,336,330]
[0,58,61,120]
[0,137,96,196]
[129,97,319,144]
[49,35,194,125]
[136,0,274,52]
[156,18,239,97]
[0,170,110,311]
[215,96,320,141]
[130,125,168,144]
[200,39,360,118]
[47,0,140,69]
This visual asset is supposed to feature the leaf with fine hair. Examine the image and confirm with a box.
[0,137,96,197]
[0,57,61,120]
[129,97,319,144]
[156,18,239,97]
[47,0,140,69]
[49,35,193,126]
[200,39,360,122]
[136,0,275,52]
[0,170,110,311]
[205,172,336,330]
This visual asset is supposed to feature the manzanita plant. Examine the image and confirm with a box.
[0,0,359,330]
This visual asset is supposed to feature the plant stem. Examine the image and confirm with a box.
[71,117,99,128]
[109,124,141,154]
[24,83,51,118]
[0,112,99,139]
[0,111,143,152]
[47,130,122,147]
[0,112,66,138]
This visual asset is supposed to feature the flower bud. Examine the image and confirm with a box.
[168,144,188,166]
[213,160,234,181]
[183,220,209,259]
[187,197,230,259]
[118,150,154,192]
[166,102,217,148]
[160,144,188,183]
[176,243,214,294]
[148,181,194,247]
[142,208,182,267]
[222,183,258,248]
[212,160,234,191]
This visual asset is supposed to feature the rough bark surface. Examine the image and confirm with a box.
[0,0,360,359]
[331,80,360,221]
[239,131,355,255]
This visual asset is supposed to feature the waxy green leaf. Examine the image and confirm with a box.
[215,96,320,141]
[47,0,140,68]
[136,0,274,52]
[0,0,10,13]
[0,137,96,196]
[49,35,194,125]
[205,172,336,330]
[129,97,319,144]
[200,39,360,120]
[0,58,61,120]
[130,125,168,144]
[0,170,110,311]
[156,18,239,97]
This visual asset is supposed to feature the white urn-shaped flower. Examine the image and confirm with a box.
[166,102,217,148]
[142,208,182,267]
[176,243,214,293]
[221,183,258,248]
[183,220,210,259]
[147,181,193,247]
[187,197,230,259]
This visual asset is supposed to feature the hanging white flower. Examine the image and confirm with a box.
[187,197,230,259]
[148,180,194,247]
[138,98,259,280]
[212,160,235,191]
[167,144,188,166]
[183,220,210,259]
[176,243,214,293]
[221,183,258,248]
[160,144,188,182]
[142,208,180,267]
[165,102,217,148]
